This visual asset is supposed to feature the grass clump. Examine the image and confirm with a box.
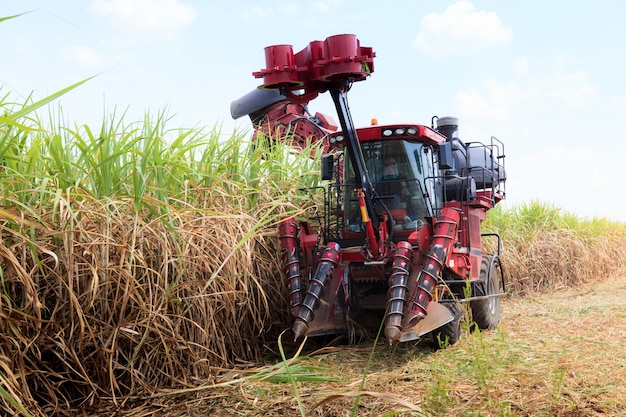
[0,85,326,414]
[483,201,626,295]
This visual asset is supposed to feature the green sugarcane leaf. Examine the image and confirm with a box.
[4,75,97,124]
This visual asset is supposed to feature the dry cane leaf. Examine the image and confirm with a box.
[311,390,424,414]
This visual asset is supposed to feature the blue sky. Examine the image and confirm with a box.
[3,0,626,222]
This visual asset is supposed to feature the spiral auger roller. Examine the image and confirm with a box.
[384,241,413,345]
[292,242,341,340]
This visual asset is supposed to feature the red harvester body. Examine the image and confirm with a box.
[231,34,507,345]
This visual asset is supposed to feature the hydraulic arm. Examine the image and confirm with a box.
[254,34,384,259]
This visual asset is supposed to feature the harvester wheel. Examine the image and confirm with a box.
[432,302,463,348]
[471,255,503,330]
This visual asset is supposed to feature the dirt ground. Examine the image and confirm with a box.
[112,272,626,416]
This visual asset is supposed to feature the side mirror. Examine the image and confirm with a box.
[438,142,454,170]
[321,154,334,180]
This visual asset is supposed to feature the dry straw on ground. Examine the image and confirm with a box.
[150,271,626,417]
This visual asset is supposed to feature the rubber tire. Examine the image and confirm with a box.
[470,256,502,330]
[432,302,463,349]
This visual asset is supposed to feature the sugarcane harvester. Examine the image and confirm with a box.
[231,34,507,346]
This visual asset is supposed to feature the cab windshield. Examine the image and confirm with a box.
[344,139,441,233]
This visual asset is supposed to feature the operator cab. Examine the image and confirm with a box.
[327,124,447,240]
[322,119,504,245]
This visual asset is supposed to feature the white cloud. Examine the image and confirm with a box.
[612,96,626,105]
[456,78,532,121]
[413,1,513,56]
[243,1,337,22]
[514,57,529,76]
[313,0,342,12]
[91,0,197,40]
[283,4,300,15]
[506,145,623,221]
[65,46,106,69]
[546,70,596,108]
[455,57,596,122]
[242,5,269,21]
